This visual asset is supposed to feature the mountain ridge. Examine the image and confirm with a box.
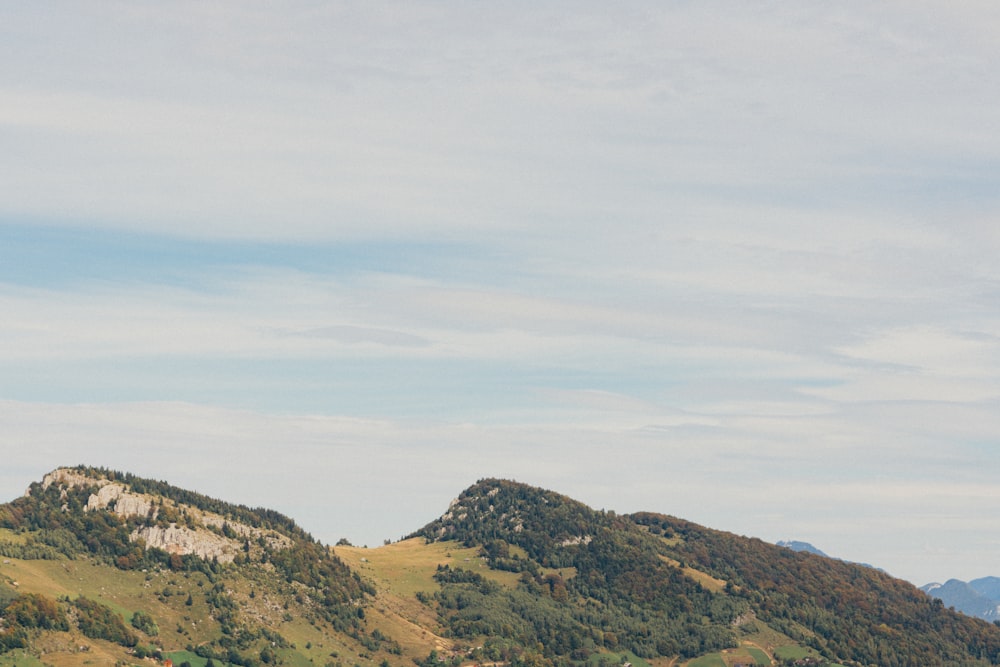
[775,540,829,557]
[921,578,1000,621]
[1,469,999,667]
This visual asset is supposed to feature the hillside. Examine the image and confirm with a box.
[412,479,1000,667]
[1,470,1000,667]
[0,466,382,667]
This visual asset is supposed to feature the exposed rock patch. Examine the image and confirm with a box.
[85,483,154,519]
[33,467,292,561]
[133,524,239,563]
[34,468,109,495]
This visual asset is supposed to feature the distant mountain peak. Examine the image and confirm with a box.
[776,539,885,573]
[921,577,1000,621]
[776,540,829,557]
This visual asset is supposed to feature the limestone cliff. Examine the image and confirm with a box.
[35,467,290,562]
[133,524,240,563]
[86,482,154,518]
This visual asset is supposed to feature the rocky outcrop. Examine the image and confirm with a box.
[199,514,291,551]
[30,467,292,562]
[85,483,155,519]
[34,468,109,495]
[132,524,239,563]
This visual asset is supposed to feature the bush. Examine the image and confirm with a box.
[131,609,159,636]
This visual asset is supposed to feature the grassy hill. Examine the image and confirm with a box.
[1,470,999,667]
[0,467,385,667]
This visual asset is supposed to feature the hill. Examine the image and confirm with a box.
[411,479,1000,667]
[1,470,1000,667]
[0,466,381,667]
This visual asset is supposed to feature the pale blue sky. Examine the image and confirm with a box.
[2,3,1000,585]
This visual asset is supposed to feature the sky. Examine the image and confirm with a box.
[1,2,999,587]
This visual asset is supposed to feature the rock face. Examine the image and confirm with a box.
[35,468,109,495]
[37,470,156,519]
[133,524,240,563]
[34,467,290,563]
[85,483,154,519]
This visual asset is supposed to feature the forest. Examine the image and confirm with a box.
[414,478,1000,667]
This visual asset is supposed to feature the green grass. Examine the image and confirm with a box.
[685,655,726,667]
[164,650,209,666]
[773,644,817,660]
[166,649,307,667]
[684,647,776,667]
[276,647,320,667]
[587,650,652,667]
[0,650,47,667]
[163,650,240,667]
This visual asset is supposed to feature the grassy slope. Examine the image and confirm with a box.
[0,550,388,667]
[335,538,481,660]
[335,538,584,661]
[1,555,220,642]
[0,466,395,667]
[335,539,788,667]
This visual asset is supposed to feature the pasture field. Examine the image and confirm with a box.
[586,649,652,667]
[773,644,816,661]
[335,538,474,659]
[336,538,488,598]
[684,647,770,667]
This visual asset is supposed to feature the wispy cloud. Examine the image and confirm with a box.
[1,2,999,585]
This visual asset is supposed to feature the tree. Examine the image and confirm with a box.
[131,609,159,636]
